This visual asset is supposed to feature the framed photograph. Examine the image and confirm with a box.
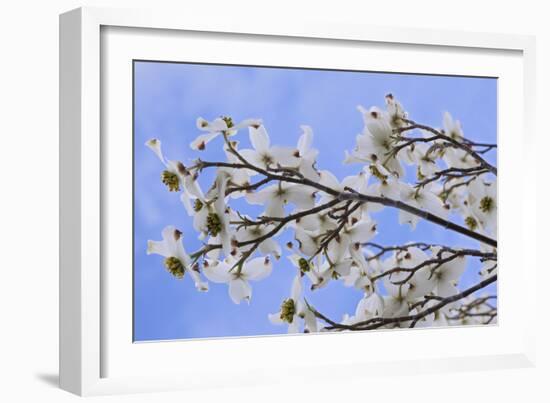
[60,7,537,396]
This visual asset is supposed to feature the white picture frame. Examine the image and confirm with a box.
[59,6,537,396]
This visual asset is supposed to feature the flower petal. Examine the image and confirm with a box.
[265,198,285,218]
[246,185,275,205]
[145,138,165,165]
[294,228,319,256]
[297,125,313,155]
[299,159,320,181]
[259,238,282,259]
[348,221,377,243]
[287,318,300,333]
[319,170,341,191]
[188,269,209,292]
[190,132,221,150]
[286,184,316,209]
[268,312,284,325]
[290,275,302,301]
[229,278,252,304]
[146,239,171,257]
[180,192,195,216]
[202,260,232,284]
[242,257,272,281]
[269,146,300,166]
[249,125,270,152]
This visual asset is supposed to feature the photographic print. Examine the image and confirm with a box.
[133,61,497,342]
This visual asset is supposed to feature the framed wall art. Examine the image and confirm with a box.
[60,6,537,396]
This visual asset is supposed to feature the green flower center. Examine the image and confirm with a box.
[161,170,180,192]
[261,153,274,166]
[298,258,311,273]
[206,213,222,237]
[416,166,426,181]
[391,114,402,128]
[221,116,234,129]
[465,216,478,230]
[193,199,204,212]
[164,256,185,279]
[369,165,388,181]
[280,298,296,323]
[479,196,494,213]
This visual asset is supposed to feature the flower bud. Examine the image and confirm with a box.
[161,170,180,192]
[164,256,185,279]
[280,298,296,323]
[206,213,222,237]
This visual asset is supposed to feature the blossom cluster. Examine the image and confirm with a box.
[145,94,498,333]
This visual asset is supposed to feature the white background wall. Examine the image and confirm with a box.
[0,0,547,401]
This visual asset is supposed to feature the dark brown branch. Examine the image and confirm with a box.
[190,198,344,259]
[398,119,497,175]
[315,274,497,331]
[226,177,272,196]
[310,202,361,261]
[195,159,496,247]
[365,242,435,261]
[369,249,496,284]
[340,189,497,247]
[415,166,489,189]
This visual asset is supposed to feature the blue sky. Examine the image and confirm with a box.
[133,61,497,342]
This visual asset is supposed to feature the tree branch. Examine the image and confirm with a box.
[397,119,497,175]
[312,274,497,331]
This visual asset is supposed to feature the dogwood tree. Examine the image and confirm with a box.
[145,94,497,333]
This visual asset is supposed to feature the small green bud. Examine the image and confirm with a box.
[261,153,274,166]
[206,213,222,237]
[164,256,185,279]
[298,258,311,273]
[465,216,478,230]
[280,298,296,323]
[416,166,426,181]
[221,116,234,128]
[369,165,388,181]
[479,196,494,213]
[193,199,204,212]
[161,170,180,192]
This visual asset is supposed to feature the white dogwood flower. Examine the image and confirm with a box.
[145,138,205,215]
[366,163,401,199]
[295,125,320,180]
[190,116,262,150]
[385,93,408,128]
[344,105,404,177]
[442,112,464,141]
[235,222,282,259]
[147,225,208,291]
[355,291,385,321]
[442,147,477,170]
[203,256,272,304]
[246,182,315,218]
[268,274,304,333]
[145,138,187,193]
[428,247,467,312]
[469,177,497,235]
[192,172,235,256]
[382,247,436,303]
[399,183,449,229]
[239,125,300,170]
